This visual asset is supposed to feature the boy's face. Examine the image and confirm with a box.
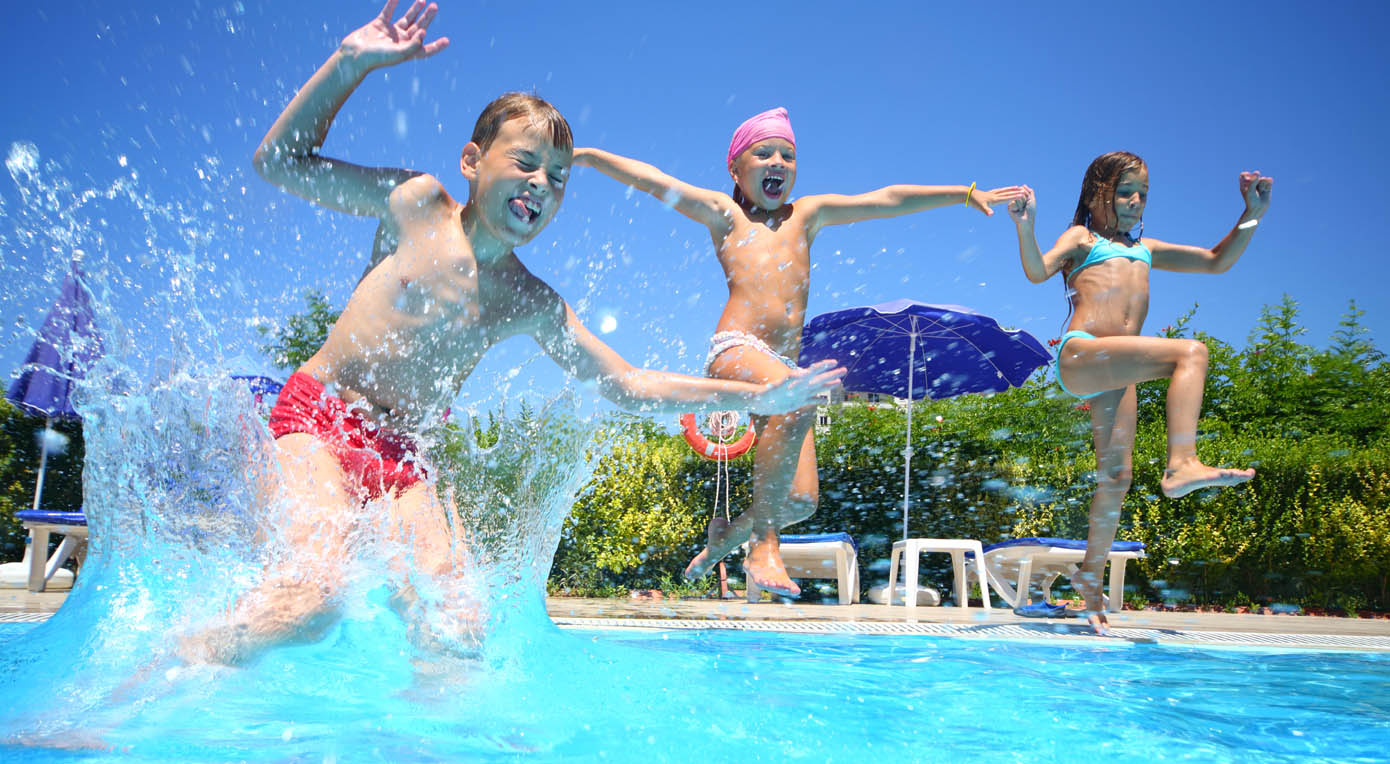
[462,116,572,246]
[729,138,796,210]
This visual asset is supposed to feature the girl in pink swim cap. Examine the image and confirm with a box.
[574,109,1023,600]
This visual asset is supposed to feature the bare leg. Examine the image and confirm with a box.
[1071,387,1137,636]
[684,345,819,597]
[1059,335,1253,498]
[179,433,355,665]
[384,483,485,655]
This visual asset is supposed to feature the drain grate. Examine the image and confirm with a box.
[552,617,1390,652]
[0,612,53,623]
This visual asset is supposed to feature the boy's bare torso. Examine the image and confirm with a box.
[300,177,555,430]
[710,201,819,356]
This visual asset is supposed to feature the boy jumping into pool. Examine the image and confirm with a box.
[575,111,1022,597]
[181,1,844,664]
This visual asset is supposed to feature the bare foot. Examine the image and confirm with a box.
[742,539,801,598]
[683,517,736,581]
[1083,610,1110,636]
[1161,462,1255,498]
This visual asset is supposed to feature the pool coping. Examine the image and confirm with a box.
[551,616,1390,652]
[8,601,1390,652]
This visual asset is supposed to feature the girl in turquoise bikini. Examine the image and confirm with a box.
[1009,151,1272,634]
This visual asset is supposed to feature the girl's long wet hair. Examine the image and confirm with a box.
[1058,151,1147,336]
[1071,151,1146,229]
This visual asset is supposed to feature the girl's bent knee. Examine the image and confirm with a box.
[1184,340,1209,367]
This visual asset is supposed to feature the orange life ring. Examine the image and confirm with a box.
[680,411,756,460]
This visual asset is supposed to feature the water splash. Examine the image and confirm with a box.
[0,145,614,750]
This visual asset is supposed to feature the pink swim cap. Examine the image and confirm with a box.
[726,107,796,167]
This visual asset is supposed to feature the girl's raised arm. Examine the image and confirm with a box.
[1009,186,1086,283]
[1148,171,1273,274]
[806,184,1024,235]
[573,147,735,236]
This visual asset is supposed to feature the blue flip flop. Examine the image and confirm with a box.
[1012,601,1069,618]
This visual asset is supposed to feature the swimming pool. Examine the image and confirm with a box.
[3,616,1387,762]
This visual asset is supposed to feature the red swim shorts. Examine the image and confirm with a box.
[268,372,426,501]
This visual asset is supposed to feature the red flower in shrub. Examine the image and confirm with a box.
[1074,402,1091,411]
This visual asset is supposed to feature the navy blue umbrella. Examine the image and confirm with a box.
[5,264,103,512]
[800,299,1049,539]
[230,375,284,406]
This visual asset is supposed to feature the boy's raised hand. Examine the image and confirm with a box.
[341,0,449,70]
[969,185,1028,217]
[1239,171,1273,220]
[751,360,846,414]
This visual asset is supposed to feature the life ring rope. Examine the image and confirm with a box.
[679,411,756,461]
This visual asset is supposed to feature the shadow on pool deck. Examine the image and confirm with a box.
[8,587,1389,646]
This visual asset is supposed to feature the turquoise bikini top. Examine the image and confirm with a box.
[1067,232,1151,283]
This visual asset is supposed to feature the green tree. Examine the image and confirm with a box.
[1309,300,1389,444]
[1236,294,1317,437]
[258,289,340,370]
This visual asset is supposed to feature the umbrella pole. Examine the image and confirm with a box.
[903,330,915,542]
[31,416,52,511]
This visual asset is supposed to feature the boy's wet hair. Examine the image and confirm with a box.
[1071,151,1146,229]
[471,92,573,153]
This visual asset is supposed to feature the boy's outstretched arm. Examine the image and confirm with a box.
[573,147,735,235]
[252,0,449,217]
[806,183,1026,233]
[1008,186,1084,283]
[530,292,844,416]
[1148,171,1274,274]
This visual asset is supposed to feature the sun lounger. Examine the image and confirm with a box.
[746,532,860,604]
[1,510,88,592]
[967,537,1146,613]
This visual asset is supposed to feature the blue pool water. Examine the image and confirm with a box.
[1,87,1388,764]
[3,618,1388,762]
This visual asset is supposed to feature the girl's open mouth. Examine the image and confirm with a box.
[762,176,785,198]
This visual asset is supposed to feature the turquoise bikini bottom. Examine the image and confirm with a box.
[1054,330,1104,400]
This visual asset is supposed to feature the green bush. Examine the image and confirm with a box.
[550,417,752,595]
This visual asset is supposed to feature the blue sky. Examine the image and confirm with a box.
[2,1,1387,415]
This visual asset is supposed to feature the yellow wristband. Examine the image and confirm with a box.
[964,181,977,207]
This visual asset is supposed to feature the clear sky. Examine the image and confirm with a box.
[3,1,1387,415]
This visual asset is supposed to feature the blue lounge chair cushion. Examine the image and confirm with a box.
[967,537,1145,558]
[779,532,858,554]
[15,510,87,526]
